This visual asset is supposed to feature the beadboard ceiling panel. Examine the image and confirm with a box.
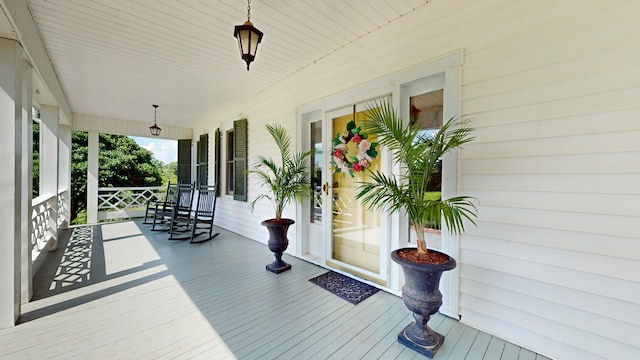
[25,0,429,127]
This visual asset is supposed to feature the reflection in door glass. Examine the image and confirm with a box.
[409,90,444,245]
[310,121,322,223]
[411,89,444,203]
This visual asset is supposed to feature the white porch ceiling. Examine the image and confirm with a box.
[25,0,430,128]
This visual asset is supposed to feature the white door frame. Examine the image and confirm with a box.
[297,51,464,315]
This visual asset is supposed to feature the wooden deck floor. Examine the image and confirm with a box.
[1,220,550,359]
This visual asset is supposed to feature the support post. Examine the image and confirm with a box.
[40,105,59,249]
[58,125,71,229]
[21,60,33,303]
[0,38,25,328]
[87,130,99,224]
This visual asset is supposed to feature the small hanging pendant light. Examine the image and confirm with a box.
[233,0,263,71]
[149,104,161,136]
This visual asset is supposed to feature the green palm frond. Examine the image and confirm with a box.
[249,123,313,220]
[356,99,477,253]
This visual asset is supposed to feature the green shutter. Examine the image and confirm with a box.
[233,119,247,202]
[214,128,221,197]
[177,139,191,184]
[196,133,208,188]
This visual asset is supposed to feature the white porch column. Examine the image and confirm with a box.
[0,38,25,328]
[40,106,59,195]
[87,130,99,224]
[58,125,71,229]
[20,61,33,303]
[40,105,59,249]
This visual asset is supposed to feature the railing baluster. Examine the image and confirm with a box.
[97,186,165,221]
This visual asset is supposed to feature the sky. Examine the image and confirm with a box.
[130,136,177,164]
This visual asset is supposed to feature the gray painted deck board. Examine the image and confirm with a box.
[518,348,538,360]
[501,343,521,360]
[466,332,493,360]
[485,337,508,359]
[446,326,480,359]
[0,220,548,359]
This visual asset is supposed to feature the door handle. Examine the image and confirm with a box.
[322,182,329,195]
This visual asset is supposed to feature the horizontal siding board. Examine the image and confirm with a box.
[467,108,640,142]
[461,152,640,175]
[461,248,640,305]
[477,206,640,238]
[464,44,640,101]
[463,87,640,128]
[462,235,640,282]
[461,295,639,360]
[464,130,640,159]
[467,190,640,217]
[460,265,640,328]
[465,68,640,116]
[462,3,636,85]
[460,279,640,348]
[461,173,640,195]
[463,221,640,261]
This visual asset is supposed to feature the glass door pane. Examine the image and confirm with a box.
[330,107,381,274]
[310,120,323,224]
[408,89,444,248]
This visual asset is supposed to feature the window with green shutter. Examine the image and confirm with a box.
[233,119,247,201]
[196,133,208,188]
[177,139,192,184]
[214,128,221,197]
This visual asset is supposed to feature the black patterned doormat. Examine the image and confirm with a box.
[309,271,380,305]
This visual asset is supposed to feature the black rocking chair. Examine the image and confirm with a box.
[155,183,193,232]
[143,182,176,224]
[167,183,197,239]
[168,184,220,243]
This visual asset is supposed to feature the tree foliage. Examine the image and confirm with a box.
[32,125,172,223]
[70,131,163,221]
[161,161,178,185]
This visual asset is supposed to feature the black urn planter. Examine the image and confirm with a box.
[261,218,295,274]
[391,248,457,358]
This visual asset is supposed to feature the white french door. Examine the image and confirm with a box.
[299,101,389,286]
[324,103,385,285]
[298,52,463,314]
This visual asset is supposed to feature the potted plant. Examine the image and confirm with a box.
[249,123,313,274]
[356,101,477,358]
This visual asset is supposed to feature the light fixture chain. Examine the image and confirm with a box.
[247,0,251,21]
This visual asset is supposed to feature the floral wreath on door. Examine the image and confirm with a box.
[331,120,378,177]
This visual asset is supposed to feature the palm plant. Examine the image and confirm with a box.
[356,101,477,255]
[249,123,313,221]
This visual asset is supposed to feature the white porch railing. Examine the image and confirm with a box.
[57,189,69,227]
[97,186,165,221]
[31,189,68,253]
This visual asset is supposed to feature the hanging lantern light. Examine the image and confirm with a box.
[233,0,263,71]
[149,104,161,136]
